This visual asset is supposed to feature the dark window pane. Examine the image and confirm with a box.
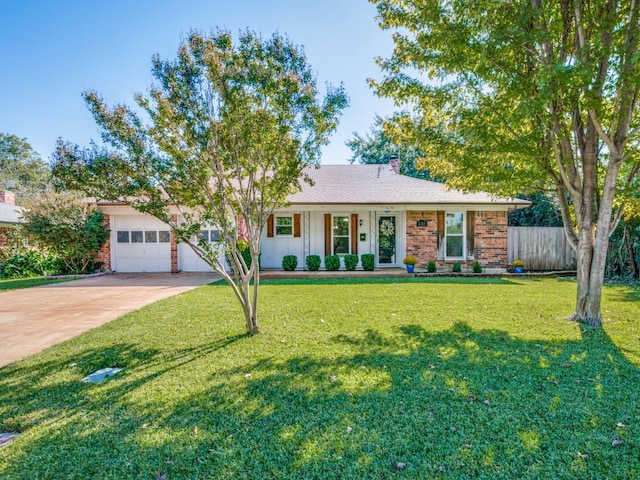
[131,231,143,243]
[117,231,129,243]
[210,230,221,242]
[446,236,463,257]
[200,230,209,242]
[158,231,171,243]
[145,231,158,243]
[333,237,349,255]
[276,217,293,236]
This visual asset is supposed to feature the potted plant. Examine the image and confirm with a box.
[403,255,417,273]
[512,259,525,274]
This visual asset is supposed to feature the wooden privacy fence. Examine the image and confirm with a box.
[507,227,576,270]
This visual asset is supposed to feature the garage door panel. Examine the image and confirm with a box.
[114,216,172,273]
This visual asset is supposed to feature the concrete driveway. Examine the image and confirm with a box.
[0,272,219,368]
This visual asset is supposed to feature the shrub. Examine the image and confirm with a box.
[427,261,437,273]
[513,259,525,268]
[282,255,298,271]
[305,255,321,271]
[473,261,483,273]
[226,240,260,271]
[344,254,358,271]
[0,249,63,278]
[324,255,341,271]
[361,253,375,271]
[452,262,462,273]
[403,255,417,266]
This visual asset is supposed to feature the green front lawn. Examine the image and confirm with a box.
[0,277,638,479]
[0,277,74,291]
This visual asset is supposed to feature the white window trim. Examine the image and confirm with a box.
[275,215,294,237]
[332,215,351,255]
[444,212,465,260]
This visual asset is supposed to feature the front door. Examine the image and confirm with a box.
[377,215,397,265]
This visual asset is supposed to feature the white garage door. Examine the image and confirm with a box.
[113,216,172,272]
[179,228,227,272]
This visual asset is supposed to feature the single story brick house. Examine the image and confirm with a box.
[95,163,529,272]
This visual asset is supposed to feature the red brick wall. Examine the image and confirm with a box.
[473,211,508,268]
[405,211,439,267]
[405,210,508,269]
[95,214,111,271]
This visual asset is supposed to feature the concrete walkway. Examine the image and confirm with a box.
[0,272,219,368]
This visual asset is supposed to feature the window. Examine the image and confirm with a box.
[117,231,129,243]
[445,213,464,258]
[275,216,293,236]
[131,231,143,243]
[332,216,350,255]
[200,230,209,242]
[210,229,221,242]
[159,231,171,243]
[145,231,158,243]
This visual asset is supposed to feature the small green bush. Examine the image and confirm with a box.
[305,255,321,271]
[361,254,375,271]
[452,262,462,273]
[427,261,437,273]
[282,255,298,271]
[344,254,358,271]
[0,250,63,278]
[473,261,483,273]
[324,255,341,271]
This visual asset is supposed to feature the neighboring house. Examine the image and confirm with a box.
[0,191,22,245]
[95,162,530,273]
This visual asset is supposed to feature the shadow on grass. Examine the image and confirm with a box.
[1,325,638,479]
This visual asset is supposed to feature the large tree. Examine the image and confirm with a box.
[0,133,50,203]
[371,0,640,325]
[53,30,347,334]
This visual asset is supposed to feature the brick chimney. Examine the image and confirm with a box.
[0,191,15,205]
[389,154,400,174]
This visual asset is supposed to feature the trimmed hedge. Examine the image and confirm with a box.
[324,255,341,271]
[305,255,321,271]
[282,255,298,271]
[361,254,375,271]
[344,254,358,271]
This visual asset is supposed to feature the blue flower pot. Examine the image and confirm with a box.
[514,266,524,274]
[406,265,415,273]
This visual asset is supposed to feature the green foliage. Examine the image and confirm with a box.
[513,260,525,268]
[452,262,462,273]
[324,255,341,271]
[606,216,640,280]
[282,255,298,271]
[18,192,109,274]
[1,278,639,478]
[343,254,358,271]
[0,276,72,291]
[51,29,347,334]
[305,254,321,271]
[509,192,563,227]
[371,0,640,323]
[427,260,437,273]
[472,261,483,274]
[0,249,62,278]
[361,253,375,271]
[0,133,50,203]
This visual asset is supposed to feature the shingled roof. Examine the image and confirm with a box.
[287,164,529,207]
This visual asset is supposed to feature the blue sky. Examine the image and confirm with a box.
[0,0,398,164]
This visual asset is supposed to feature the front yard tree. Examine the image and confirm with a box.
[52,30,347,334]
[371,0,640,325]
[0,133,50,203]
[20,191,109,274]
